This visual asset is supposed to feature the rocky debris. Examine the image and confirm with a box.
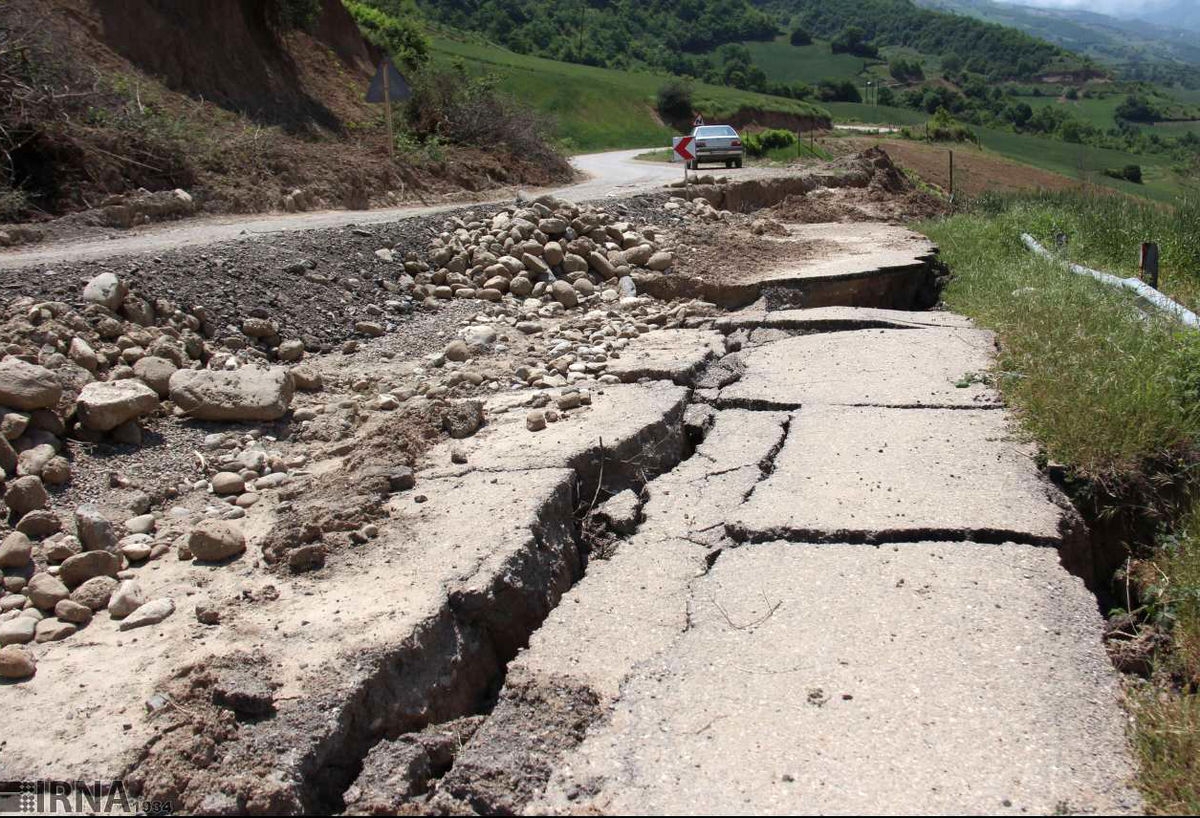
[71,576,118,610]
[75,380,159,431]
[211,667,276,717]
[442,400,484,439]
[596,489,641,535]
[82,272,129,310]
[0,357,62,410]
[0,616,36,645]
[186,520,246,562]
[210,472,245,496]
[35,618,77,642]
[414,194,676,317]
[59,550,120,588]
[287,543,326,573]
[109,580,146,619]
[54,599,93,624]
[6,475,49,517]
[195,599,220,625]
[0,644,36,679]
[346,716,486,812]
[170,367,294,421]
[0,531,33,568]
[75,505,119,554]
[117,598,175,630]
[26,572,69,609]
[16,508,61,537]
[132,356,177,397]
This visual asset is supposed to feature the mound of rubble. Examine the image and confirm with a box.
[0,187,728,682]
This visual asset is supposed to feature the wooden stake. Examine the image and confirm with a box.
[949,149,955,199]
[1141,242,1160,290]
[382,59,394,161]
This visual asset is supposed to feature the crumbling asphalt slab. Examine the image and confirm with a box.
[717,326,1000,410]
[604,328,725,386]
[534,542,1140,816]
[729,405,1065,547]
[714,305,977,333]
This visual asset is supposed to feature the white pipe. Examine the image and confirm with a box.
[1021,233,1200,329]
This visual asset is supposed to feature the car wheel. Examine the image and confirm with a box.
[735,159,743,169]
[725,160,732,169]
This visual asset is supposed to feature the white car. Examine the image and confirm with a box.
[688,125,744,170]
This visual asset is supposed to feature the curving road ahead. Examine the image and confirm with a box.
[0,149,684,270]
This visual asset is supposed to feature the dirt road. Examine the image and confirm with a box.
[0,149,690,270]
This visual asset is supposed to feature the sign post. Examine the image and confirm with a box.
[366,58,413,162]
[673,135,696,198]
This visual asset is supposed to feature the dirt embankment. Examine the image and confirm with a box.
[0,0,570,240]
[724,107,830,134]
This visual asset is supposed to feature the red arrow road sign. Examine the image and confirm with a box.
[673,135,696,162]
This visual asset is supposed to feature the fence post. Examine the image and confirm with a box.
[1140,242,1159,290]
[948,150,954,200]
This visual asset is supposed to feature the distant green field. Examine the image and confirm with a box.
[741,37,865,85]
[1169,86,1200,105]
[429,36,827,153]
[972,125,1185,202]
[1148,120,1200,137]
[1015,93,1126,129]
[822,102,1187,202]
[822,102,928,126]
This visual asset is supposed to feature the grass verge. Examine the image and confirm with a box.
[918,190,1200,813]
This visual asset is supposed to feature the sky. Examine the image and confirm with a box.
[993,0,1176,15]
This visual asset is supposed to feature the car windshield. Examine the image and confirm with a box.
[695,126,737,137]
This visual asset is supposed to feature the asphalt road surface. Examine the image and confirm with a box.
[0,149,683,270]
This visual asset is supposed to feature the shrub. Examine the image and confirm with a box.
[1103,164,1143,184]
[789,27,812,46]
[656,79,694,125]
[830,26,879,59]
[1117,94,1161,123]
[925,107,978,144]
[344,0,429,69]
[271,0,322,30]
[403,69,567,174]
[743,128,797,157]
[816,78,861,103]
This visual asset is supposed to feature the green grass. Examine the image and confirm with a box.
[1131,689,1200,815]
[1148,120,1200,137]
[971,126,1188,203]
[428,35,827,153]
[822,101,928,126]
[979,190,1200,309]
[742,36,865,85]
[1128,500,1200,815]
[918,195,1200,476]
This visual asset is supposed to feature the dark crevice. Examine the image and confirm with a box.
[307,410,695,814]
[724,524,1064,550]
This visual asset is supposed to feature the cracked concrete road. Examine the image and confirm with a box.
[414,229,1139,815]
[2,215,1140,814]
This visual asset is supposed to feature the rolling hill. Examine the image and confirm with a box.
[917,0,1200,85]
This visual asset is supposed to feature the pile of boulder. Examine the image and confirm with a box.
[0,269,327,678]
[397,194,675,309]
